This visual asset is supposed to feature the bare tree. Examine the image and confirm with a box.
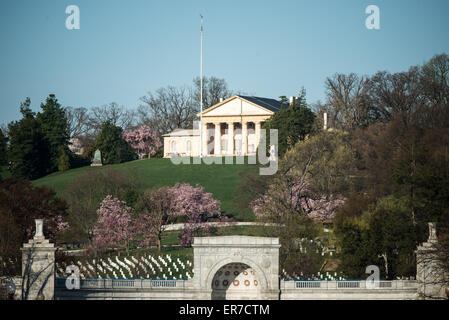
[88,102,136,135]
[65,107,90,138]
[368,67,424,126]
[324,73,375,130]
[138,86,196,136]
[193,76,233,110]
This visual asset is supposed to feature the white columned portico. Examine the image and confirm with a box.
[227,122,234,155]
[241,121,248,155]
[214,123,221,156]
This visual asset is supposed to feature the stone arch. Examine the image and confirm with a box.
[210,262,261,300]
[192,236,280,300]
[205,256,269,294]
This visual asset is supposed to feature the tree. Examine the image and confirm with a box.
[0,178,68,275]
[7,98,50,179]
[93,195,133,252]
[0,128,7,166]
[420,53,449,107]
[57,147,70,172]
[133,187,176,251]
[36,94,71,173]
[192,76,233,110]
[366,196,420,279]
[88,102,136,135]
[334,217,372,279]
[138,86,196,136]
[95,120,137,164]
[169,183,223,247]
[251,177,345,222]
[369,67,423,127]
[65,106,90,138]
[63,167,142,245]
[123,125,162,158]
[324,73,377,130]
[262,89,315,157]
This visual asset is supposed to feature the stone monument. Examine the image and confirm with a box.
[416,222,447,299]
[21,219,56,300]
[91,149,103,166]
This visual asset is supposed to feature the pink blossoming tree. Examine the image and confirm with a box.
[134,183,232,250]
[93,195,133,252]
[251,177,345,222]
[169,183,231,247]
[123,125,162,159]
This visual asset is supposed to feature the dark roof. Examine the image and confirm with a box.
[238,95,287,113]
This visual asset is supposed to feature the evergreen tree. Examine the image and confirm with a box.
[0,128,7,166]
[262,89,316,157]
[95,120,137,165]
[36,94,70,173]
[7,98,50,179]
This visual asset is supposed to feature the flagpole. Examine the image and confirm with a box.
[199,14,203,158]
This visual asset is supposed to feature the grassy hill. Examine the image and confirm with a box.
[33,158,259,221]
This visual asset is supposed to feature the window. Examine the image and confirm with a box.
[186,140,191,154]
[171,140,176,153]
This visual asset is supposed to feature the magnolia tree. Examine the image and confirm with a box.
[123,125,162,159]
[134,183,232,250]
[251,177,345,221]
[93,195,133,252]
[169,183,233,247]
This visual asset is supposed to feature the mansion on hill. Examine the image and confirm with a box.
[163,95,289,158]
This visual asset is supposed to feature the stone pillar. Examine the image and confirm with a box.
[214,123,221,156]
[255,121,261,151]
[241,121,248,155]
[416,222,447,299]
[21,219,56,300]
[202,122,209,156]
[227,122,234,155]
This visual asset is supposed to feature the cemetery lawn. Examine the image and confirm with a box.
[32,158,259,221]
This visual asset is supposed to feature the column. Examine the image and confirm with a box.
[227,122,234,155]
[255,121,262,150]
[214,123,221,156]
[241,121,248,155]
[202,122,208,156]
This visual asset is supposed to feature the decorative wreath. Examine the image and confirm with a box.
[254,280,259,286]
[214,280,219,287]
[234,271,239,276]
[233,280,240,286]
[223,280,229,286]
[243,271,248,275]
[244,280,250,286]
[225,271,230,276]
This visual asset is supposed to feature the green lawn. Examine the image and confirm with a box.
[33,157,259,221]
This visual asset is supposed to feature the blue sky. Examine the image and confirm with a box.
[1,0,448,124]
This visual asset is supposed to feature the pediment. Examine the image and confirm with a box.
[201,96,274,117]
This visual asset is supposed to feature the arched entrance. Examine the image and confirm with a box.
[192,236,281,300]
[211,263,261,300]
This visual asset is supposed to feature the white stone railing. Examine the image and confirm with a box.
[281,280,418,290]
[55,277,188,290]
